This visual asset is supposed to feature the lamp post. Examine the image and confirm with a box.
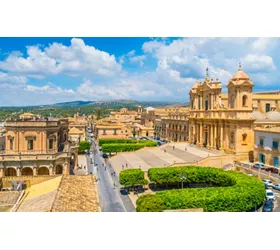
[180,173,186,189]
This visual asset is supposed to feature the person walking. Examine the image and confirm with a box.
[126,163,128,168]
[173,145,175,150]
[122,164,124,170]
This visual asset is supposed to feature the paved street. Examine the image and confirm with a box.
[87,135,135,212]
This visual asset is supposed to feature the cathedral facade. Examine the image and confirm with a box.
[188,65,255,161]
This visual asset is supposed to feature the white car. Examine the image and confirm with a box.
[273,184,280,191]
[262,179,274,187]
[266,189,276,201]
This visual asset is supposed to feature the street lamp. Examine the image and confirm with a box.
[180,173,186,189]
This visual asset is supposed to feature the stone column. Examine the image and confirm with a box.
[63,163,69,175]
[49,165,53,175]
[220,123,224,150]
[17,167,21,177]
[199,123,203,146]
[225,125,229,150]
[0,167,3,178]
[211,124,215,149]
[214,124,218,149]
[33,166,37,176]
[207,124,211,148]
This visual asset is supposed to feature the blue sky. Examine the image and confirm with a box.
[0,37,279,106]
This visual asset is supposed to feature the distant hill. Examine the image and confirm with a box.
[50,101,93,107]
[49,99,188,108]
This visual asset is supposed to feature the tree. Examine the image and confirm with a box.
[96,108,102,120]
[78,141,91,153]
[136,194,164,212]
[119,169,148,188]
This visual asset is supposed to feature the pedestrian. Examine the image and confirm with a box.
[102,162,104,167]
[173,146,175,150]
[164,149,166,153]
[126,163,128,168]
[185,147,187,152]
[122,165,124,170]
[105,166,107,171]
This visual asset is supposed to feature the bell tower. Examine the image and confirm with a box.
[227,63,254,111]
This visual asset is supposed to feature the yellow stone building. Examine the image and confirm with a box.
[0,116,78,177]
[188,65,280,161]
[68,113,87,143]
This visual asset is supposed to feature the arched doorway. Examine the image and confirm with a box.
[22,167,33,176]
[5,168,17,176]
[38,167,49,175]
[55,165,63,175]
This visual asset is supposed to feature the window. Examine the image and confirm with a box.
[274,157,279,167]
[49,139,54,149]
[242,133,247,142]
[205,100,209,110]
[231,97,235,108]
[259,154,265,164]
[198,96,201,110]
[266,103,271,112]
[27,140,33,150]
[272,141,279,150]
[103,129,106,135]
[260,139,264,147]
[230,132,235,144]
[242,95,248,107]
[10,139,13,150]
[113,129,117,135]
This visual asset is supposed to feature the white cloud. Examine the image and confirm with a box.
[0,38,122,78]
[142,37,279,88]
[0,71,27,84]
[241,54,276,72]
[25,83,75,95]
[129,55,146,67]
[127,50,135,56]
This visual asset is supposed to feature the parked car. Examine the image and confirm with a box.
[254,163,265,169]
[102,153,108,159]
[273,184,280,191]
[266,189,276,201]
[264,167,279,173]
[262,199,274,212]
[262,179,274,187]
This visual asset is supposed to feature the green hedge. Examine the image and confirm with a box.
[99,139,136,146]
[99,138,157,146]
[119,169,148,187]
[101,141,157,153]
[148,166,236,186]
[78,141,91,153]
[137,166,266,212]
[136,194,165,212]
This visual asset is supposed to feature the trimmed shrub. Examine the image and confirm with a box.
[78,141,91,153]
[101,141,157,153]
[99,138,157,146]
[136,166,266,212]
[99,139,136,146]
[136,194,165,212]
[148,166,236,186]
[119,169,148,187]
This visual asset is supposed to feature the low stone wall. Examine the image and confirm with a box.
[166,155,236,169]
[163,208,203,212]
[2,175,56,188]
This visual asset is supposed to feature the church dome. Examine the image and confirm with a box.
[252,111,266,121]
[231,64,249,80]
[266,111,280,121]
